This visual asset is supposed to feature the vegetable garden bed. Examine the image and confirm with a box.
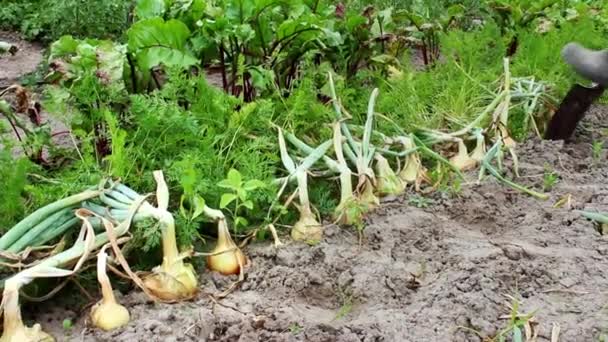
[17,105,608,341]
[2,1,608,341]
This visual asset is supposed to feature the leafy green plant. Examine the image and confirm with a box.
[408,194,434,208]
[592,140,603,164]
[0,150,33,232]
[542,166,559,191]
[218,168,266,234]
[45,36,129,161]
[400,2,466,66]
[485,0,562,56]
[191,0,341,101]
[0,0,131,42]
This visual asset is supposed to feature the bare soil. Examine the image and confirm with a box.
[0,30,43,88]
[21,104,608,342]
[3,29,608,342]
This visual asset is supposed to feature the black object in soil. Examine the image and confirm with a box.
[544,83,605,141]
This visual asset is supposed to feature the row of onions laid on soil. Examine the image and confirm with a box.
[0,58,589,341]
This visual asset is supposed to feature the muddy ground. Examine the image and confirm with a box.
[2,31,608,341]
[24,105,608,342]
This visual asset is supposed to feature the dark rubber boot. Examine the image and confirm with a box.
[561,42,608,87]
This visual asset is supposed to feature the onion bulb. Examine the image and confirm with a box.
[0,279,54,342]
[333,197,365,227]
[292,206,323,244]
[290,170,324,244]
[397,136,422,184]
[374,154,405,196]
[141,213,198,301]
[142,257,198,301]
[141,171,198,301]
[358,177,380,209]
[207,218,248,275]
[450,140,477,171]
[90,248,130,331]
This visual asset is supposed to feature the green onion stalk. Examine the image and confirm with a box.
[479,140,548,200]
[277,127,330,244]
[327,72,379,210]
[0,203,142,342]
[284,126,363,227]
[0,188,111,273]
[97,171,198,302]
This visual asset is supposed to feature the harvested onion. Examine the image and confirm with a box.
[0,279,54,342]
[374,154,405,196]
[90,247,130,331]
[450,139,477,171]
[140,171,198,301]
[205,207,248,275]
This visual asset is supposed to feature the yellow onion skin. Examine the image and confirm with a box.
[143,262,198,301]
[451,154,477,171]
[291,215,324,244]
[0,324,54,342]
[359,181,380,210]
[90,301,130,331]
[207,246,247,276]
[207,220,248,276]
[1,278,54,342]
[399,154,421,184]
[333,199,364,227]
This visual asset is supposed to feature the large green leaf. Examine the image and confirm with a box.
[127,17,198,70]
[48,36,127,91]
[135,0,166,19]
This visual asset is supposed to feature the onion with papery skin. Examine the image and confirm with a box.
[0,279,54,342]
[207,214,248,275]
[450,140,477,171]
[397,137,422,184]
[139,172,198,301]
[291,208,323,243]
[90,247,130,331]
[290,170,324,244]
[374,154,405,196]
[333,197,365,227]
[358,178,380,209]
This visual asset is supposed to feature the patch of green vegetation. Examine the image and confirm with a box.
[542,165,559,191]
[0,150,33,232]
[333,287,354,321]
[0,0,131,42]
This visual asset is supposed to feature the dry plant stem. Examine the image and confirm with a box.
[267,224,284,247]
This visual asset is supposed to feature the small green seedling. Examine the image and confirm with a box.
[62,318,73,330]
[289,323,303,334]
[408,195,434,208]
[592,140,603,164]
[218,168,266,233]
[333,286,355,321]
[542,166,559,191]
